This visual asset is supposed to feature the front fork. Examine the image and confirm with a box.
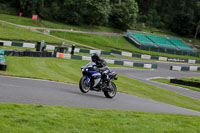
[85,76,90,85]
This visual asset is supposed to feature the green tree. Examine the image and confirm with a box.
[169,1,195,36]
[110,0,138,30]
[82,0,111,26]
[194,1,200,42]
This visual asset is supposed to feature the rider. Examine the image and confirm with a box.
[91,53,110,81]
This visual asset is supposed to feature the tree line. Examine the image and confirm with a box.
[1,0,200,37]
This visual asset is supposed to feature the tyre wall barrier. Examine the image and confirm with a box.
[111,49,200,64]
[0,50,7,71]
[170,79,200,88]
[4,50,52,57]
[0,40,111,55]
[56,53,158,69]
[170,65,200,71]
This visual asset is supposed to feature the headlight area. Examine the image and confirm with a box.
[82,68,88,72]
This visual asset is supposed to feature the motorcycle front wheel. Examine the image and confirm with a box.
[79,76,90,93]
[103,82,117,98]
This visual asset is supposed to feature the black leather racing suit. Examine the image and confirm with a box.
[94,58,109,80]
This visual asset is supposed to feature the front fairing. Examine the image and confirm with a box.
[81,62,101,87]
[81,62,96,74]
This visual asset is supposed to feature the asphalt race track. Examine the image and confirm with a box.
[0,55,200,115]
[0,75,200,116]
[111,68,200,100]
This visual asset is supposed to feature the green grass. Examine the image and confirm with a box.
[1,57,200,112]
[0,22,63,44]
[151,78,200,92]
[51,31,132,51]
[0,103,200,133]
[180,77,200,83]
[1,13,199,60]
[51,31,200,60]
[0,14,122,33]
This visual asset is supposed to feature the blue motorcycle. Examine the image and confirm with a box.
[79,62,118,98]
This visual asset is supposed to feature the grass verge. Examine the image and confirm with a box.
[0,57,200,112]
[180,77,200,83]
[51,31,200,60]
[151,78,200,92]
[0,13,199,60]
[0,22,63,44]
[0,14,122,33]
[0,103,199,133]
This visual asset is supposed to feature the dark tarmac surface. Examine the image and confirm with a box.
[111,68,200,100]
[0,54,200,115]
[0,75,200,116]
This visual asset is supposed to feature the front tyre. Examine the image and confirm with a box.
[103,82,117,98]
[79,76,90,93]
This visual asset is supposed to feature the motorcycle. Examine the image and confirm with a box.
[79,62,118,98]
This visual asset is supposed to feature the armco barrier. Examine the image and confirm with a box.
[0,40,111,55]
[170,79,200,88]
[170,65,200,71]
[111,49,200,64]
[56,53,158,69]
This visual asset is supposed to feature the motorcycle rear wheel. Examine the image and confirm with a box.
[79,76,90,93]
[103,82,117,98]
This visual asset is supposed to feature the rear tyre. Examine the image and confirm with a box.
[103,82,117,98]
[79,76,90,93]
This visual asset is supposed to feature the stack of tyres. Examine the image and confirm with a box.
[4,50,52,57]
